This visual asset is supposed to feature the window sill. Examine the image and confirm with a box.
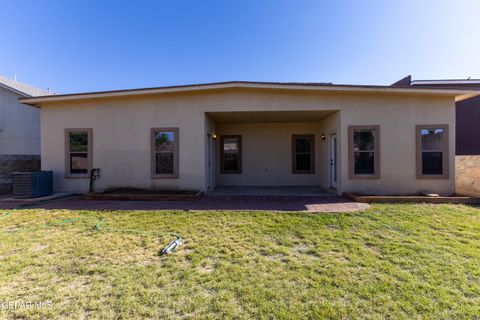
[416,174,449,180]
[349,174,380,179]
[151,174,179,179]
[65,174,90,179]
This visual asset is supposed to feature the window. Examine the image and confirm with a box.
[348,126,380,179]
[416,125,449,179]
[292,135,315,173]
[151,128,179,178]
[65,129,92,178]
[220,135,242,173]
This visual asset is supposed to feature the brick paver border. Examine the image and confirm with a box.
[1,195,369,213]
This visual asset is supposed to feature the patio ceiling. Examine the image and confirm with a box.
[206,110,337,123]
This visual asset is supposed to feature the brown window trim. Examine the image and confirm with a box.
[220,135,242,174]
[151,127,179,179]
[416,124,449,179]
[348,125,380,179]
[65,128,93,179]
[292,134,315,174]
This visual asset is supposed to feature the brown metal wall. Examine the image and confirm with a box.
[456,96,480,155]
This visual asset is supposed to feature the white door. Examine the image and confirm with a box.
[207,133,212,192]
[330,134,338,189]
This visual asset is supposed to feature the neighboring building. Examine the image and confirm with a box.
[407,77,480,155]
[20,81,479,196]
[406,77,480,196]
[0,75,50,193]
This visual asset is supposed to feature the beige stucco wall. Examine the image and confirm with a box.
[205,115,217,192]
[215,121,337,187]
[41,95,206,193]
[0,86,40,155]
[456,156,480,196]
[39,88,456,195]
[340,94,455,195]
[318,112,341,190]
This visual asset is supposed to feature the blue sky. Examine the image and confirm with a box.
[1,0,479,93]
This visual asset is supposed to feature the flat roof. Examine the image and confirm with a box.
[20,81,480,107]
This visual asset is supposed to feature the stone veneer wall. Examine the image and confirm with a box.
[456,155,480,196]
[0,155,41,194]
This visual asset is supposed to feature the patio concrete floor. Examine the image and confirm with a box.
[211,186,334,197]
[0,193,368,213]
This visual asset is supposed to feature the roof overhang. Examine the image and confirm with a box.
[19,81,480,107]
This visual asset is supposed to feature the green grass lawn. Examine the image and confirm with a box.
[0,204,480,319]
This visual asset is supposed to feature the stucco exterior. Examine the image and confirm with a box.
[0,85,42,193]
[215,122,331,187]
[35,86,460,195]
[0,86,40,155]
[340,94,456,195]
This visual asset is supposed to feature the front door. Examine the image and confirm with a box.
[330,133,337,189]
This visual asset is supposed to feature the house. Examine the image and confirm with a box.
[402,76,480,196]
[0,75,51,194]
[19,80,479,196]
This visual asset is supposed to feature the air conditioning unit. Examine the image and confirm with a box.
[12,171,53,198]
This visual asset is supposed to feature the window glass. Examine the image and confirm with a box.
[354,131,375,151]
[353,130,376,175]
[155,132,175,152]
[354,152,375,174]
[69,133,88,152]
[223,138,240,153]
[67,131,90,176]
[419,128,444,175]
[222,136,241,172]
[153,130,176,176]
[421,129,443,151]
[155,153,174,174]
[295,154,311,171]
[70,154,88,174]
[422,152,442,175]
[293,135,314,173]
[295,138,312,153]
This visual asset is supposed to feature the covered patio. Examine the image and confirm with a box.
[205,110,340,194]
